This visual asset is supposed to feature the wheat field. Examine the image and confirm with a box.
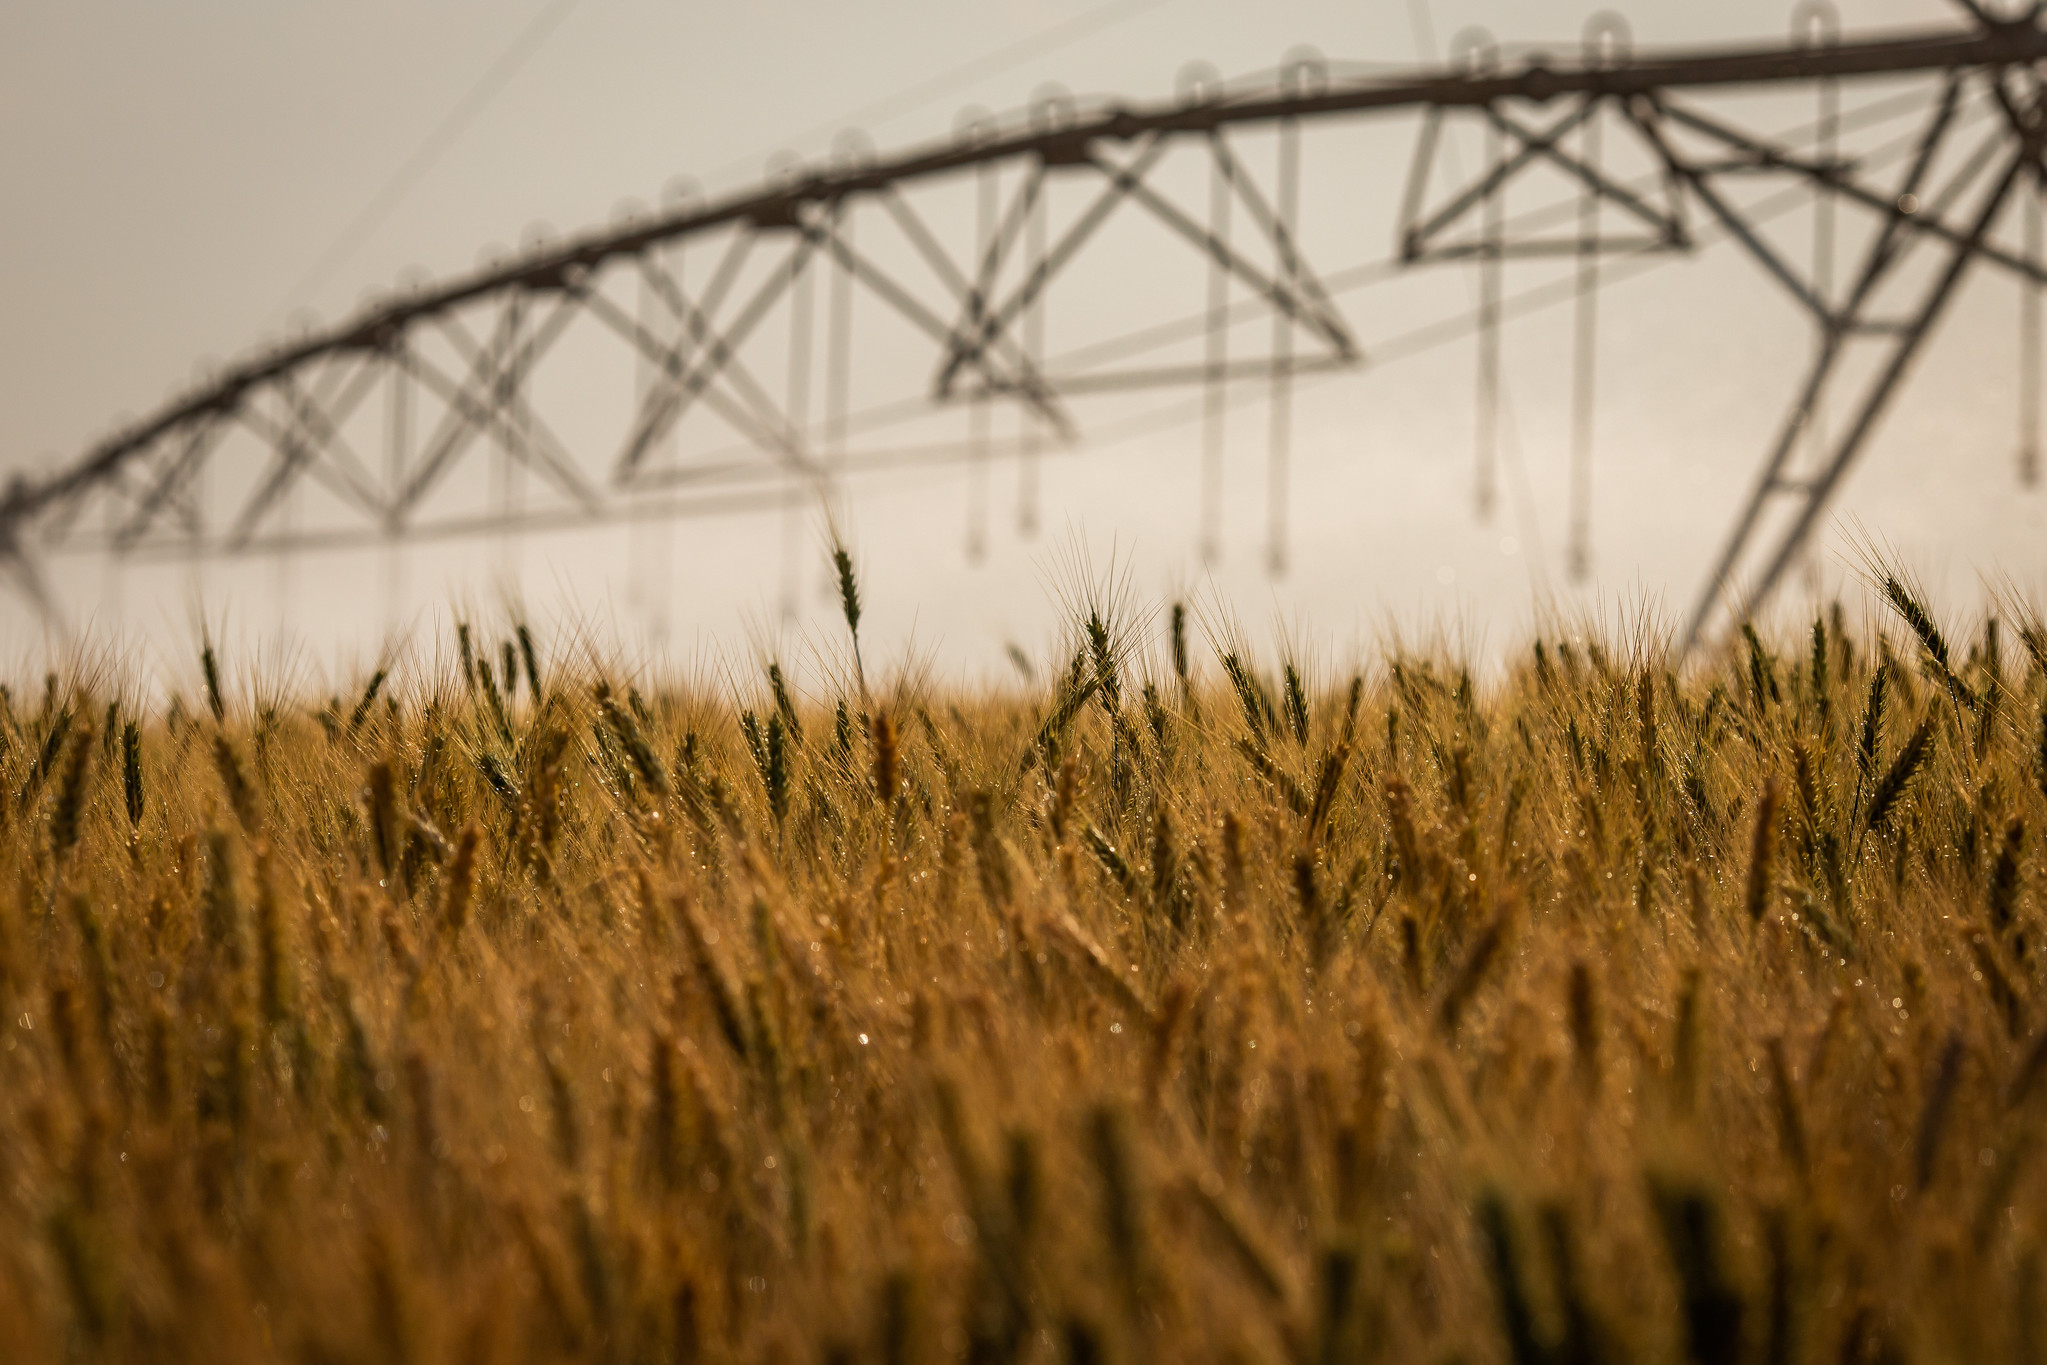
[1,562,2043,1363]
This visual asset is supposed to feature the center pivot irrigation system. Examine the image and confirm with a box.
[4,1,2046,649]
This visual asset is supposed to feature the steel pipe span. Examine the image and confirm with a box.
[6,12,2047,641]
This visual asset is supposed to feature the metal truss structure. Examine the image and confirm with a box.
[3,3,2045,646]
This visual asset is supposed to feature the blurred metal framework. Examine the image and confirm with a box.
[3,3,2045,646]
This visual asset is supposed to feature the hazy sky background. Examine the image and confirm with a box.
[2,0,2037,689]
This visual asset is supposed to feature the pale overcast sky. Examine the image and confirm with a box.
[2,0,2035,686]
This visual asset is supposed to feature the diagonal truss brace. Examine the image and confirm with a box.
[389,293,602,523]
[932,135,1172,397]
[934,134,1357,399]
[1681,77,2042,649]
[613,231,823,479]
[1399,98,1690,262]
[591,254,821,478]
[224,359,390,548]
[874,184,1067,413]
[113,417,231,550]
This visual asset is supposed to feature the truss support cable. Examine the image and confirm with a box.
[276,386,298,639]
[1018,172,1048,538]
[1567,98,1603,583]
[785,235,817,462]
[966,157,998,565]
[629,266,650,622]
[1810,55,1839,449]
[1476,111,1503,521]
[493,295,527,592]
[649,241,686,643]
[629,266,658,633]
[2023,179,2041,487]
[1799,3,1840,592]
[782,234,817,624]
[815,209,855,608]
[384,340,413,638]
[825,207,855,487]
[1267,107,1302,578]
[1200,132,1232,567]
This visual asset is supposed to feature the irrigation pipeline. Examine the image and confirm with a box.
[10,14,2047,652]
[13,20,2047,529]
